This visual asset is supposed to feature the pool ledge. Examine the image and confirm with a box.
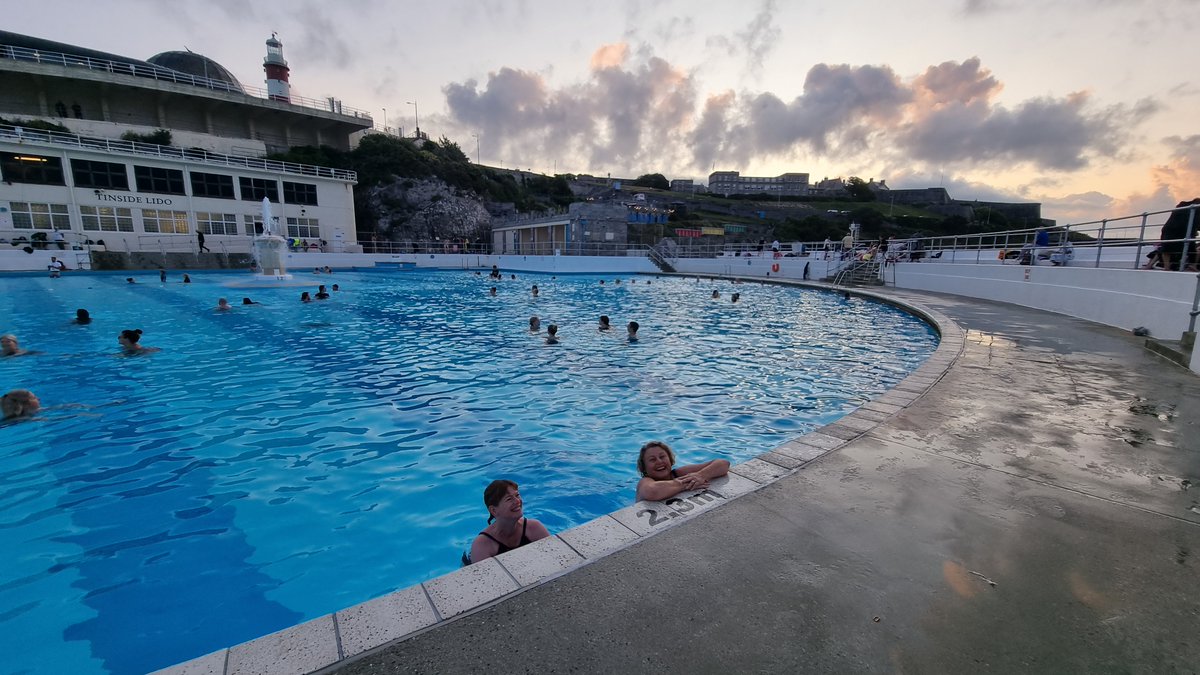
[152,288,964,675]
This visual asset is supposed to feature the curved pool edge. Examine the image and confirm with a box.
[151,282,965,675]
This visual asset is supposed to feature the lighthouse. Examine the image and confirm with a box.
[263,33,290,102]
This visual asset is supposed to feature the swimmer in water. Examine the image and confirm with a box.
[598,315,611,331]
[74,309,92,324]
[1,389,40,420]
[635,440,730,502]
[466,480,551,564]
[627,321,639,342]
[545,324,560,345]
[529,316,541,332]
[117,329,160,355]
[216,298,232,311]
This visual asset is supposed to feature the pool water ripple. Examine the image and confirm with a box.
[0,270,936,674]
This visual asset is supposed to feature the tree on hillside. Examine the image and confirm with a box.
[633,173,670,190]
[845,176,876,202]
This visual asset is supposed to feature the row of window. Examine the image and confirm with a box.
[9,202,321,238]
[0,153,320,205]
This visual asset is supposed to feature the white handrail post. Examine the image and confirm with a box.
[1181,206,1197,271]
[1134,213,1148,269]
[1094,219,1107,268]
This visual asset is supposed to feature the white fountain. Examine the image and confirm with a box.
[229,198,307,287]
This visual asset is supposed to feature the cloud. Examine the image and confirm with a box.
[437,47,1158,219]
[290,2,354,69]
[737,0,781,73]
[1151,134,1200,201]
[590,43,628,70]
[442,43,697,171]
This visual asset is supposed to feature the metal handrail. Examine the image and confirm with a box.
[0,124,357,182]
[0,44,373,120]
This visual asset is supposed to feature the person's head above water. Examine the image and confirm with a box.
[217,298,231,310]
[599,315,611,330]
[637,440,677,478]
[529,316,540,331]
[75,309,91,324]
[483,479,522,524]
[242,297,255,305]
[1,389,40,419]
[531,285,539,296]
[118,329,144,351]
[0,334,21,355]
[627,321,639,337]
[547,324,558,336]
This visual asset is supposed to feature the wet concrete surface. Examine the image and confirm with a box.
[330,290,1200,674]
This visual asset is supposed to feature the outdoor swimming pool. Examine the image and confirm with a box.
[0,269,937,675]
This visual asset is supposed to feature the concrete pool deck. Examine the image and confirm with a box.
[161,284,1200,674]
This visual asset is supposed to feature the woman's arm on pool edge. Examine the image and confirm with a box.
[636,474,708,501]
[674,459,730,482]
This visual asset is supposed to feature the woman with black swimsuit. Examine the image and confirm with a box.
[467,479,551,564]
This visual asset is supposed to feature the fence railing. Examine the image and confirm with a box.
[1,44,373,120]
[881,203,1199,271]
[0,124,357,181]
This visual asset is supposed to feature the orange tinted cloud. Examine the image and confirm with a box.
[590,43,629,71]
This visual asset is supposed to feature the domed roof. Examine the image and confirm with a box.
[147,51,244,93]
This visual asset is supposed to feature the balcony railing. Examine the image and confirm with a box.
[0,124,357,182]
[1,44,373,120]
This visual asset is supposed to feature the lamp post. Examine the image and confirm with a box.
[472,133,479,164]
[406,100,419,138]
[381,107,387,133]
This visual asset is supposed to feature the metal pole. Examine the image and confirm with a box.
[1180,206,1197,272]
[1189,272,1200,334]
[1094,219,1107,268]
[1134,213,1148,269]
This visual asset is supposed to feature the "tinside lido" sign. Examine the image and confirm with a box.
[96,193,175,205]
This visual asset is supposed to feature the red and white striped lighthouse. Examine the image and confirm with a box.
[263,32,290,102]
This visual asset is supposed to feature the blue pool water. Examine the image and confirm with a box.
[0,269,937,674]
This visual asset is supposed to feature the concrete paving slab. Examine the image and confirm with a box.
[835,415,881,433]
[227,616,338,675]
[848,407,891,423]
[556,516,640,560]
[421,558,518,619]
[794,431,844,450]
[730,458,791,483]
[495,535,586,587]
[815,422,861,440]
[774,440,829,462]
[149,649,225,675]
[334,585,437,658]
[758,449,807,469]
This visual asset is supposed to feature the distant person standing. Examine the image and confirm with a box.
[53,228,66,250]
[1160,198,1200,271]
[1033,228,1050,265]
[841,232,854,259]
[197,230,210,253]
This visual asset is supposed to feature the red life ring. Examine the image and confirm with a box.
[771,263,780,273]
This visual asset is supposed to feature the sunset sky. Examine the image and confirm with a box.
[6,0,1198,224]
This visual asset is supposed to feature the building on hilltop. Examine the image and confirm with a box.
[708,171,810,197]
[669,178,705,194]
[0,30,372,257]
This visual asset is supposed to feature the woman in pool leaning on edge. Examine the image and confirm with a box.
[636,440,730,502]
[467,479,551,564]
